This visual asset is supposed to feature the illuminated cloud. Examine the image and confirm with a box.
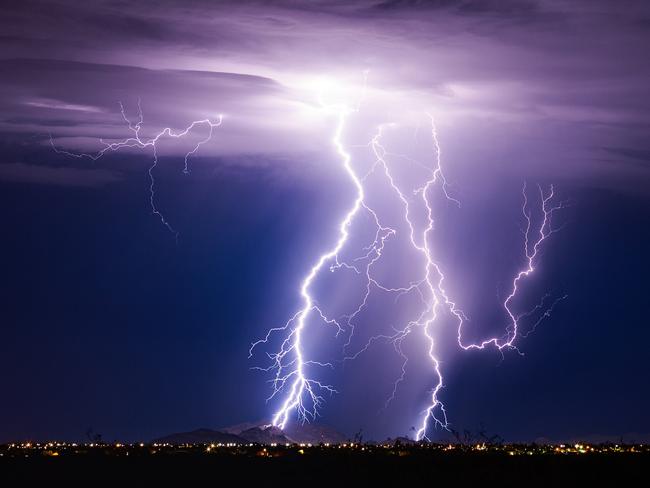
[0,0,647,191]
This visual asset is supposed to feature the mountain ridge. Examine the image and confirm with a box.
[152,421,348,445]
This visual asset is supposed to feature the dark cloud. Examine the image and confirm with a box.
[0,162,122,186]
[604,147,650,166]
[371,0,541,16]
[0,0,649,191]
[0,58,284,151]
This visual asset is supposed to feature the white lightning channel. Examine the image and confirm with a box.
[249,85,566,440]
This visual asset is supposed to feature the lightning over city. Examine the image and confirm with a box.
[249,79,567,440]
[2,2,650,483]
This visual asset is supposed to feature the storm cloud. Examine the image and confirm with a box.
[0,0,648,191]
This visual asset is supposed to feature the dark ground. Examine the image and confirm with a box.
[1,444,648,486]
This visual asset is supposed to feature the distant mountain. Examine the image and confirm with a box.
[153,421,349,445]
[219,421,266,435]
[152,428,245,444]
[224,420,348,444]
[238,425,291,444]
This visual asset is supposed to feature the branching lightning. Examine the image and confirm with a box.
[454,183,569,352]
[251,87,566,440]
[46,79,567,442]
[249,97,370,429]
[411,180,567,440]
[50,100,223,236]
[348,114,462,441]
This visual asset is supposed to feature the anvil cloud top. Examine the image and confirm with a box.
[0,0,649,443]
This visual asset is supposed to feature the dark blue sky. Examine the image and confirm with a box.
[1,148,648,442]
[1,0,650,443]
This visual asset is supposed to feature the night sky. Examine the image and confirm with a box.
[1,0,649,443]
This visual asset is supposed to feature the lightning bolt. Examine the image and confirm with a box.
[412,182,568,440]
[355,115,459,441]
[249,94,370,429]
[50,99,223,236]
[454,183,568,352]
[46,83,566,442]
[359,122,567,441]
[251,83,566,438]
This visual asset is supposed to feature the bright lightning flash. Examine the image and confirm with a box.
[251,84,566,440]
[48,82,567,441]
[249,94,367,429]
